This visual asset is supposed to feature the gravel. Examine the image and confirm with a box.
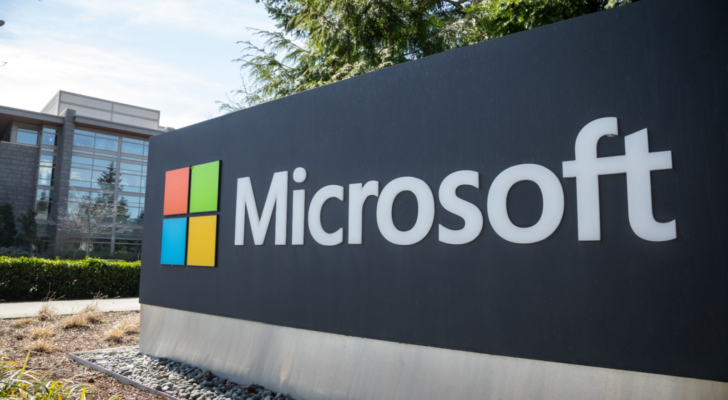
[80,347,297,400]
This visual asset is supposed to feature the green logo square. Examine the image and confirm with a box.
[189,161,220,213]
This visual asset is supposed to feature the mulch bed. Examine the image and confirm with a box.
[0,311,165,400]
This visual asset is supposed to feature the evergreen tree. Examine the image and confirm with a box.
[36,191,50,219]
[16,209,38,252]
[0,203,17,247]
[97,162,117,193]
[96,162,120,224]
[220,0,637,111]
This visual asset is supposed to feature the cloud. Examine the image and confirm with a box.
[0,38,223,128]
[63,0,274,40]
[0,0,278,128]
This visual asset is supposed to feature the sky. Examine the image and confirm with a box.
[0,0,278,128]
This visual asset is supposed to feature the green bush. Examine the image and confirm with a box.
[0,247,35,258]
[0,256,140,301]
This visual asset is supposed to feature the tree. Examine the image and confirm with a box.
[97,161,117,192]
[58,196,117,258]
[220,0,637,112]
[57,163,125,257]
[97,161,130,223]
[0,202,17,247]
[16,209,38,252]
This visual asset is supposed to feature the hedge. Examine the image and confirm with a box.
[0,256,141,301]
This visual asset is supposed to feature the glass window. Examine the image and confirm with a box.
[70,168,93,187]
[40,155,55,167]
[92,162,116,190]
[120,162,142,173]
[119,174,142,193]
[43,127,59,134]
[94,158,116,168]
[97,230,113,239]
[92,170,116,190]
[117,206,144,225]
[36,189,53,201]
[69,190,94,201]
[115,227,143,239]
[121,142,144,155]
[94,137,118,152]
[41,133,58,146]
[74,149,94,155]
[96,132,117,140]
[143,145,149,156]
[17,129,38,145]
[71,156,93,166]
[38,166,54,186]
[122,137,144,144]
[122,156,143,161]
[35,189,52,220]
[73,134,94,148]
[118,194,142,206]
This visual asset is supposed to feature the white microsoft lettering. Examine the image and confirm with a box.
[438,171,482,245]
[234,118,675,246]
[562,117,675,242]
[234,171,288,246]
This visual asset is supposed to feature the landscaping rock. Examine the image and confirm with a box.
[79,347,300,400]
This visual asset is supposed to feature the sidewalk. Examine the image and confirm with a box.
[0,298,140,319]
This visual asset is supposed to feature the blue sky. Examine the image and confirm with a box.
[0,0,278,128]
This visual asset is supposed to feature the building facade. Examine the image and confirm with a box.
[0,91,170,260]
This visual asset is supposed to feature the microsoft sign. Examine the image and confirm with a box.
[140,1,728,399]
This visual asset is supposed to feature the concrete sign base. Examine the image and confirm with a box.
[140,305,728,400]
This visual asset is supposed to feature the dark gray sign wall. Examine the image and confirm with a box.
[141,0,728,383]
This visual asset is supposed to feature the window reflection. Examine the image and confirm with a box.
[66,129,148,245]
[41,133,58,146]
[95,138,118,152]
[35,189,52,220]
[73,134,94,148]
[17,128,38,145]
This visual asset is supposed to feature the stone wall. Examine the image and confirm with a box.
[0,142,40,217]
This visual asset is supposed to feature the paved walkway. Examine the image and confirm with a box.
[0,298,140,319]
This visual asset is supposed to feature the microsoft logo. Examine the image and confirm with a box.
[160,161,220,267]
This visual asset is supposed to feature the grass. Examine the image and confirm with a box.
[116,315,139,334]
[61,300,107,329]
[12,318,34,328]
[0,350,120,400]
[27,338,57,353]
[38,299,59,322]
[104,314,139,342]
[30,324,56,339]
[61,313,88,329]
[104,327,125,342]
[80,303,103,324]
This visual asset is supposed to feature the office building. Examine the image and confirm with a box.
[0,91,171,259]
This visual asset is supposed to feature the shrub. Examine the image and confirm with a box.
[30,324,56,339]
[0,247,35,258]
[27,338,56,353]
[0,203,16,247]
[0,257,140,301]
[61,314,88,329]
[105,314,139,342]
[38,301,58,321]
[104,327,124,342]
[79,302,103,323]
